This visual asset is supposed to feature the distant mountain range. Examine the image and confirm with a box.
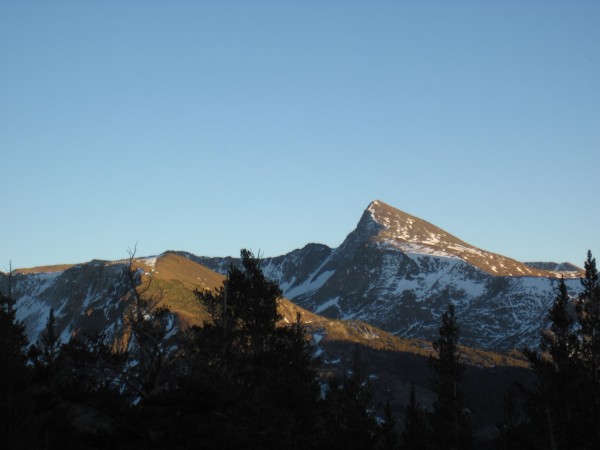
[1,200,583,352]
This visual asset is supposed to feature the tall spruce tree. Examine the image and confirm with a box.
[429,303,471,450]
[543,279,579,366]
[380,400,399,450]
[322,346,379,450]
[575,250,600,447]
[186,249,321,449]
[577,251,600,375]
[0,291,37,449]
[38,307,61,367]
[523,278,581,450]
[402,384,431,450]
[542,278,583,447]
[193,249,285,385]
[515,255,597,450]
[496,385,532,450]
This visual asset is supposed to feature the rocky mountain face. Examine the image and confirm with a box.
[184,200,583,350]
[1,260,132,344]
[0,254,303,345]
[2,200,584,352]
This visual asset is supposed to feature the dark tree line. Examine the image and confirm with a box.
[0,250,389,449]
[0,289,35,449]
[401,251,600,450]
[3,249,598,449]
[498,250,600,450]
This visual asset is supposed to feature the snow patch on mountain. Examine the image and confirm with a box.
[140,256,158,269]
[284,270,335,298]
[384,240,459,259]
[315,297,340,314]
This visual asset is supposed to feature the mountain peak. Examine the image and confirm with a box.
[365,200,461,248]
[359,200,579,278]
[366,199,401,217]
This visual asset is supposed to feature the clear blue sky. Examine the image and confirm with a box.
[2,1,599,269]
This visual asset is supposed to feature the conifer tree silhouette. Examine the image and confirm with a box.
[429,303,472,450]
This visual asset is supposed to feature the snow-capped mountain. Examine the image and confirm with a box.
[184,200,583,350]
[1,200,584,351]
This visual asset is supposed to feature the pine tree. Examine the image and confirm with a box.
[379,400,398,450]
[187,249,321,449]
[522,348,560,450]
[429,303,471,450]
[577,251,600,375]
[29,308,64,408]
[541,278,584,448]
[0,291,37,449]
[195,249,283,365]
[575,250,600,447]
[402,384,431,450]
[323,346,379,450]
[516,256,596,449]
[38,307,61,367]
[543,279,578,366]
[0,291,30,379]
[496,385,532,450]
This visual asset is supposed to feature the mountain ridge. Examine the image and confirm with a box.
[9,201,582,276]
[184,200,585,350]
[3,200,585,350]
